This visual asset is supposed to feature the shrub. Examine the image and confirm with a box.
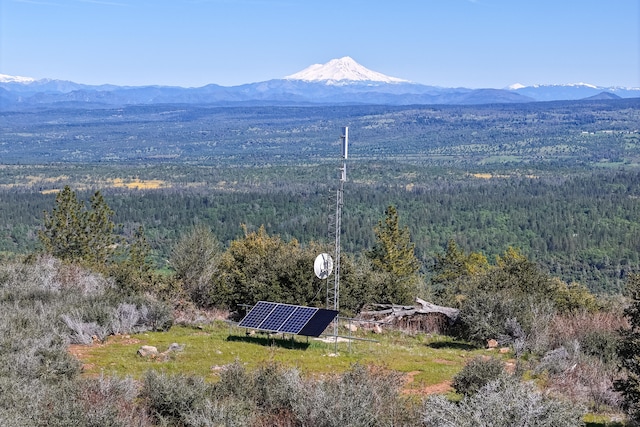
[140,370,212,425]
[183,398,254,427]
[456,290,529,345]
[61,313,109,344]
[535,341,622,413]
[536,343,579,376]
[214,360,253,401]
[423,376,585,427]
[548,311,625,355]
[580,329,619,365]
[110,296,174,333]
[169,224,221,307]
[214,361,302,422]
[291,364,414,427]
[141,298,174,332]
[36,375,144,427]
[78,375,145,427]
[452,356,506,396]
[251,362,300,412]
[109,303,142,335]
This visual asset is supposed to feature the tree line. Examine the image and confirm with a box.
[5,166,640,293]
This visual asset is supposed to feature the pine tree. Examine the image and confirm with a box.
[367,205,420,304]
[39,186,117,265]
[39,185,89,262]
[616,273,640,422]
[127,225,152,275]
[85,190,116,265]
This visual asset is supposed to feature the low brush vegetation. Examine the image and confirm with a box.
[0,185,637,426]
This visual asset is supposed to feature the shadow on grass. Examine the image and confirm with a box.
[584,423,624,427]
[227,333,311,350]
[427,341,478,351]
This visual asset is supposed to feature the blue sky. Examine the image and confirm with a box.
[1,0,638,88]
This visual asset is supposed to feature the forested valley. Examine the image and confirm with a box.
[2,162,640,293]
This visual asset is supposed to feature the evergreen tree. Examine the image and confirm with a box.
[367,205,420,304]
[616,273,640,422]
[39,186,89,262]
[127,225,153,275]
[85,190,117,265]
[39,186,117,266]
[215,225,325,310]
[431,239,488,305]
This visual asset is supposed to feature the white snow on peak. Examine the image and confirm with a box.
[568,82,598,89]
[0,73,36,83]
[528,82,601,89]
[510,82,602,90]
[285,56,409,84]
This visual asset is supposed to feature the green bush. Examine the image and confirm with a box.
[581,329,619,365]
[251,362,300,412]
[292,363,414,427]
[457,290,529,345]
[213,360,253,402]
[423,376,585,427]
[140,370,212,425]
[452,356,506,396]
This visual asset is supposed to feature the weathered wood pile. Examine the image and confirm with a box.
[358,298,459,334]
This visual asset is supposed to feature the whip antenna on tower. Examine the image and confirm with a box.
[327,127,348,323]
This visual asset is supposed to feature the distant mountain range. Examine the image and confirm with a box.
[1,57,638,109]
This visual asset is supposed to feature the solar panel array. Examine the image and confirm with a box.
[238,301,338,337]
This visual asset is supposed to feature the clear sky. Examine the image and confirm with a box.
[1,0,638,88]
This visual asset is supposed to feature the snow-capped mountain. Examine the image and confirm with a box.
[1,58,639,109]
[285,56,409,84]
[0,74,36,83]
[508,82,640,101]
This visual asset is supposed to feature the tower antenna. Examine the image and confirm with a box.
[327,127,348,318]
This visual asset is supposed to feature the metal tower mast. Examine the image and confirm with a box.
[327,127,348,313]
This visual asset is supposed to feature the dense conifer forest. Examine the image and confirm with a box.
[2,161,640,293]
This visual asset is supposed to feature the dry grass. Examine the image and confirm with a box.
[548,310,626,348]
[109,178,167,190]
[0,174,169,191]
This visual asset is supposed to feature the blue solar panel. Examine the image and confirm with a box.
[258,303,297,332]
[280,306,317,334]
[237,301,338,337]
[299,309,339,337]
[238,301,276,329]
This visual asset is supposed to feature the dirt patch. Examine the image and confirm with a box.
[416,381,452,395]
[68,343,100,373]
[68,334,141,373]
[404,371,452,396]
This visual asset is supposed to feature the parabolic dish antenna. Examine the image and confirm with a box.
[314,253,334,279]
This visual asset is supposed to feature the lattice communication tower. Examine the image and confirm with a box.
[327,127,348,313]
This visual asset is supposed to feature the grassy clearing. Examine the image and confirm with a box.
[72,322,494,393]
[68,322,627,424]
[109,177,167,189]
